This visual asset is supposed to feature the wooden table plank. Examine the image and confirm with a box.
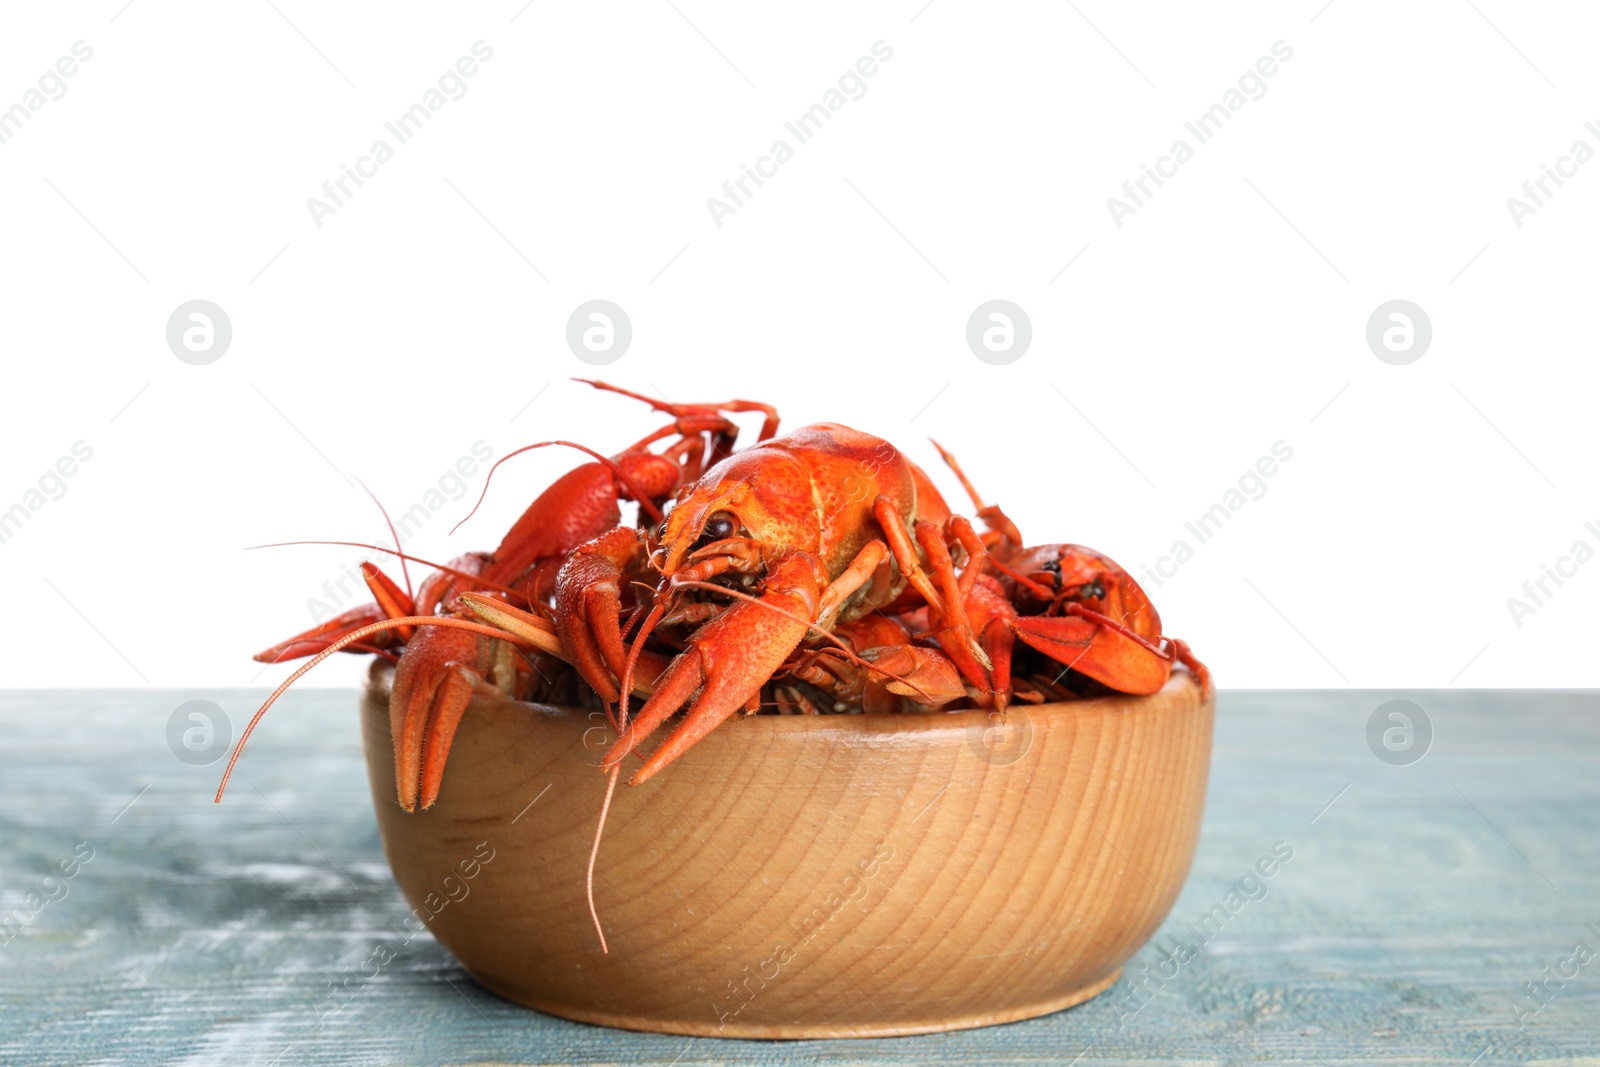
[2,689,1596,1065]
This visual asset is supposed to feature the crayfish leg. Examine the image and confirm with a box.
[1165,635,1212,693]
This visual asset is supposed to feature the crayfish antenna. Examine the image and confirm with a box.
[217,616,557,804]
[574,595,670,953]
[586,765,620,954]
[451,441,664,536]
[357,478,413,605]
[246,541,524,601]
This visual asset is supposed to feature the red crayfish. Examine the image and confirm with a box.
[219,381,1208,946]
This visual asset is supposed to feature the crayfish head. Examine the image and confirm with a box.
[653,506,766,612]
[1010,544,1163,639]
[654,448,820,579]
[653,489,749,577]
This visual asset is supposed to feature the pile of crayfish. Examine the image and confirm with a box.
[220,381,1208,818]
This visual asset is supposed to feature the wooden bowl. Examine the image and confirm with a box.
[361,662,1213,1039]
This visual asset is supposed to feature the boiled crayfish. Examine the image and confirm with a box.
[219,381,1209,904]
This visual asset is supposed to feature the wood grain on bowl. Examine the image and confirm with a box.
[361,662,1213,1039]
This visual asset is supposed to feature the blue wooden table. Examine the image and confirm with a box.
[2,689,1596,1065]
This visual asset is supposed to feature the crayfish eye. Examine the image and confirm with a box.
[701,511,737,543]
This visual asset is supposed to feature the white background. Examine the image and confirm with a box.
[1,0,1596,691]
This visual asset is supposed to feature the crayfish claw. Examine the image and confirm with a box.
[555,528,647,704]
[603,552,825,785]
[390,625,495,811]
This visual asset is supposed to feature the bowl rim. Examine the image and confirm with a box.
[364,659,1208,739]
